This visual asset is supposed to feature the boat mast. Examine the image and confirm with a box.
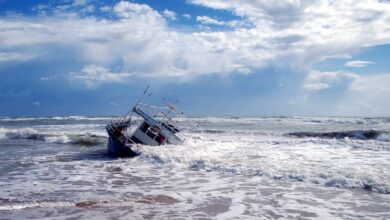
[118,85,151,125]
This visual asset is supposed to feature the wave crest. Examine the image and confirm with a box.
[140,152,390,194]
[286,129,389,141]
[0,127,105,146]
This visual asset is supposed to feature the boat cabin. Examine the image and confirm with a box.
[106,101,183,157]
[130,121,166,146]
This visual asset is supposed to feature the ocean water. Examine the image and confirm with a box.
[0,116,389,219]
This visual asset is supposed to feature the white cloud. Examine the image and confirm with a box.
[300,70,390,115]
[343,74,390,115]
[196,16,225,26]
[100,6,111,13]
[195,15,252,29]
[0,52,36,62]
[82,5,95,13]
[113,1,162,21]
[162,9,177,20]
[68,64,132,88]
[321,53,352,61]
[350,74,390,92]
[188,0,390,64]
[0,0,389,84]
[72,0,89,7]
[303,82,330,91]
[33,4,48,12]
[182,13,191,19]
[303,70,359,91]
[345,60,375,67]
[0,1,389,115]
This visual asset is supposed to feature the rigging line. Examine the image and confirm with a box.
[119,85,151,125]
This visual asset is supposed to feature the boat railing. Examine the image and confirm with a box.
[137,102,196,143]
[136,103,181,127]
[133,106,183,144]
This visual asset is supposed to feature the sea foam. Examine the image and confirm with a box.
[0,127,105,146]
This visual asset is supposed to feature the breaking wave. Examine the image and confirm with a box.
[0,198,74,211]
[191,128,268,136]
[139,153,390,194]
[0,198,104,211]
[0,127,105,146]
[286,129,389,142]
[0,116,113,122]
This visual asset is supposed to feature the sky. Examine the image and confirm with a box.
[0,0,389,117]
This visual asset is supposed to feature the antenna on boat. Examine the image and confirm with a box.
[162,97,182,115]
[135,84,151,108]
[119,85,151,124]
[143,85,150,95]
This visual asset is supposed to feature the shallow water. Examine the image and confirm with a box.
[0,116,389,219]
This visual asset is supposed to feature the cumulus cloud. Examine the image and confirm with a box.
[188,0,390,59]
[350,74,390,92]
[345,60,375,67]
[81,5,95,13]
[196,16,225,25]
[0,0,389,116]
[68,64,132,88]
[299,70,390,115]
[100,5,111,13]
[343,74,390,115]
[303,70,359,91]
[0,0,389,85]
[113,1,162,20]
[162,9,177,20]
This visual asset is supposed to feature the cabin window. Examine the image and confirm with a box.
[161,122,180,133]
[140,122,158,140]
[140,122,149,133]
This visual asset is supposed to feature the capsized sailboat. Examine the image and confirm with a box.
[106,93,184,157]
